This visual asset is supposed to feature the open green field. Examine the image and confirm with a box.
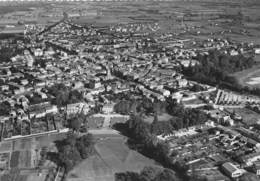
[255,55,260,62]
[25,171,46,181]
[72,0,260,44]
[232,63,260,89]
[73,16,126,26]
[0,6,31,15]
[143,113,173,124]
[67,136,159,181]
[10,150,32,169]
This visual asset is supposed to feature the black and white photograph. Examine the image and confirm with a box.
[0,0,260,180]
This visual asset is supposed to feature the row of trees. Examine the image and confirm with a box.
[183,50,256,92]
[160,100,208,134]
[48,133,95,172]
[114,114,191,180]
[114,98,166,115]
[123,115,172,167]
[115,166,179,181]
[67,113,86,132]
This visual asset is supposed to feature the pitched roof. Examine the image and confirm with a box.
[222,162,239,174]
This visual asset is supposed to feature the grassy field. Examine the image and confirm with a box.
[255,55,260,62]
[10,150,32,169]
[0,6,31,15]
[13,138,32,151]
[25,172,46,181]
[67,136,158,181]
[10,151,20,168]
[19,150,32,168]
[0,142,12,153]
[143,113,173,124]
[231,63,260,89]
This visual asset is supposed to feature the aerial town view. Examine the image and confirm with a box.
[0,0,260,181]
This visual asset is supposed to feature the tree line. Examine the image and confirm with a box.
[183,50,260,96]
[115,114,174,170]
[113,113,201,181]
[115,166,179,181]
[47,133,95,173]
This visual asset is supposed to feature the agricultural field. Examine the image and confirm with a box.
[0,142,12,153]
[67,136,158,181]
[0,6,32,15]
[73,16,124,27]
[0,132,67,181]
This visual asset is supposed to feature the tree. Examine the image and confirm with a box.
[48,83,67,96]
[48,83,69,107]
[182,49,256,95]
[151,113,159,134]
[151,121,173,135]
[54,134,81,171]
[0,47,18,63]
[56,91,69,107]
[170,117,183,130]
[114,100,132,115]
[115,167,178,181]
[154,142,171,166]
[58,144,81,172]
[0,101,11,116]
[68,90,83,104]
[190,84,205,92]
[153,169,178,181]
[65,133,78,146]
[139,166,162,181]
[50,133,95,172]
[129,117,151,143]
[75,134,94,159]
[115,172,141,181]
[130,100,138,115]
[68,116,83,132]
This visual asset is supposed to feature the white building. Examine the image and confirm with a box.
[254,48,260,54]
[222,162,243,178]
[102,103,114,114]
[66,102,89,115]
